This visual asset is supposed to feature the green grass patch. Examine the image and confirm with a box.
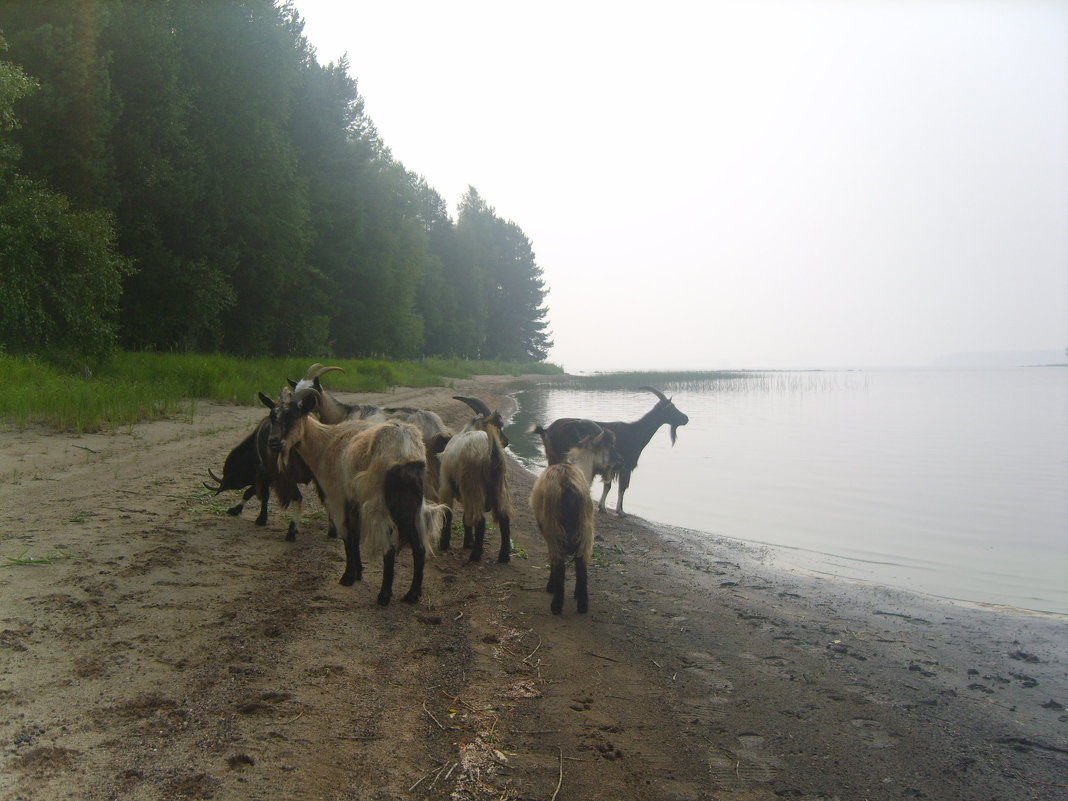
[0,352,564,432]
[3,550,74,567]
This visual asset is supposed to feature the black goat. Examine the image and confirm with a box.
[204,413,327,541]
[532,386,689,517]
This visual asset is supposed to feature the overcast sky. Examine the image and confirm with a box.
[294,0,1067,371]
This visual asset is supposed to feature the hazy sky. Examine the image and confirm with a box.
[295,0,1068,371]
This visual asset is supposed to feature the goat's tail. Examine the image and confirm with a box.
[357,461,441,560]
[528,424,546,436]
[487,431,512,520]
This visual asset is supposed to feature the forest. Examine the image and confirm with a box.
[0,0,552,366]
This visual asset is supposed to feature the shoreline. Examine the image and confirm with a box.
[1,373,1065,800]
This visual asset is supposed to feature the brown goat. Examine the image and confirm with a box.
[260,388,445,605]
[437,396,513,563]
[529,427,622,614]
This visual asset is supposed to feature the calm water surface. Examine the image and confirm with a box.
[507,368,1068,615]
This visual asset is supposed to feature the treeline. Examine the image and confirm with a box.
[0,0,551,366]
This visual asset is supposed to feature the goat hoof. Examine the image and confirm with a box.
[254,517,268,526]
[577,603,589,614]
[550,605,563,615]
[284,532,296,542]
[468,552,483,563]
[376,592,392,606]
[339,573,357,586]
[227,506,243,516]
[401,591,420,604]
[497,554,510,564]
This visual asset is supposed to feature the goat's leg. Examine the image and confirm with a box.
[402,544,426,604]
[377,548,396,606]
[254,481,270,526]
[462,523,474,550]
[549,559,566,615]
[284,488,303,542]
[574,556,589,613]
[439,507,454,551]
[597,480,612,514]
[339,504,363,586]
[615,470,632,517]
[315,482,337,537]
[469,516,486,562]
[495,512,511,563]
[228,486,255,516]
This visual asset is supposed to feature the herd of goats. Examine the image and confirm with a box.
[204,364,690,615]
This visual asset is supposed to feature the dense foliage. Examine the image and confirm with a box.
[0,1,552,365]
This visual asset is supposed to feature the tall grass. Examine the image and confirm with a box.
[0,352,564,433]
[563,369,865,394]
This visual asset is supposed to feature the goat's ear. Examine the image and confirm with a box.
[286,378,297,389]
[431,434,451,454]
[298,392,319,414]
[258,392,276,410]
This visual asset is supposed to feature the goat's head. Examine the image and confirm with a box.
[453,396,509,448]
[640,386,689,445]
[260,386,319,456]
[289,363,345,394]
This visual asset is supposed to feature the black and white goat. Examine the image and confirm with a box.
[530,425,623,614]
[288,363,384,423]
[437,396,513,563]
[260,388,446,606]
[532,386,689,517]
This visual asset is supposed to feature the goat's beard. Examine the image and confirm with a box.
[670,425,679,446]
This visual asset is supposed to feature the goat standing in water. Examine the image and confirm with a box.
[532,386,689,517]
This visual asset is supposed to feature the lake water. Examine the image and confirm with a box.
[506,368,1068,615]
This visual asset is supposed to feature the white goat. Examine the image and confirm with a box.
[437,396,512,563]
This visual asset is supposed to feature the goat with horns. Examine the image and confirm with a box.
[531,386,689,517]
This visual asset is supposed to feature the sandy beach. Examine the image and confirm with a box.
[1,375,1065,801]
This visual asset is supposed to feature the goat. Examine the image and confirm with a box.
[382,406,452,497]
[260,388,445,605]
[437,396,513,563]
[203,406,324,541]
[532,386,689,517]
[288,363,385,423]
[530,426,623,614]
[290,364,453,497]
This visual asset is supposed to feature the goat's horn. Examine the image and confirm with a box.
[453,396,492,417]
[302,363,345,381]
[639,386,668,402]
[203,469,223,492]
